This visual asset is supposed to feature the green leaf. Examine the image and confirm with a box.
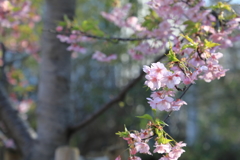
[214,2,232,12]
[183,21,201,35]
[181,43,197,50]
[63,15,72,28]
[167,43,179,62]
[180,34,197,45]
[162,138,172,144]
[155,119,168,126]
[155,128,163,137]
[81,20,104,36]
[204,39,220,48]
[136,114,154,122]
[58,21,67,27]
[116,125,130,138]
[116,131,129,138]
[142,9,162,30]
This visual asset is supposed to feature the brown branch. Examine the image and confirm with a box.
[76,30,154,42]
[69,54,166,134]
[0,43,8,86]
[45,29,154,42]
[0,84,36,157]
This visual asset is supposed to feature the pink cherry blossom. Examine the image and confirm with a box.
[147,96,174,111]
[18,100,32,113]
[92,51,117,62]
[101,4,132,28]
[153,142,172,154]
[67,44,87,54]
[129,156,141,160]
[56,26,63,32]
[171,99,187,111]
[140,129,154,139]
[135,142,151,155]
[130,133,141,142]
[162,71,181,89]
[159,155,170,160]
[150,90,175,99]
[145,74,162,91]
[168,142,186,160]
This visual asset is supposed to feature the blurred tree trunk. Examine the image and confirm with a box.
[30,0,75,160]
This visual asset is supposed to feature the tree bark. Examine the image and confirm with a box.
[30,0,75,160]
[0,85,35,158]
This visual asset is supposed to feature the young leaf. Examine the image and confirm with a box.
[181,43,197,50]
[116,125,130,138]
[204,39,220,49]
[167,43,179,62]
[180,34,197,45]
[136,114,154,122]
[116,131,129,138]
[155,119,168,126]
[162,138,172,144]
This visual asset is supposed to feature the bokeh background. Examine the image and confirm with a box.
[0,0,240,160]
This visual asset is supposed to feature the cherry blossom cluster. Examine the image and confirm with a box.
[56,27,118,61]
[143,40,228,111]
[116,121,186,160]
[54,0,240,159]
[0,1,40,150]
[92,51,117,62]
[56,28,91,54]
[101,4,144,32]
[0,0,32,28]
[0,0,40,55]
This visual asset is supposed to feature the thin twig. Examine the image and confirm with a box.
[69,54,166,134]
[44,29,154,42]
[77,30,154,42]
[164,83,193,122]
